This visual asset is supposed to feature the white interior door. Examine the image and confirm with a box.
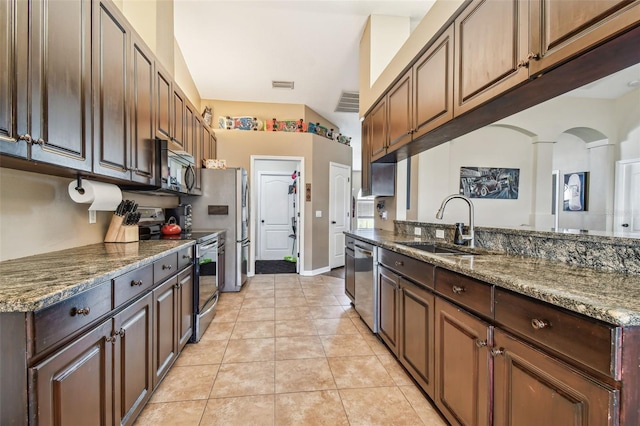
[615,159,640,232]
[258,172,295,260]
[329,163,351,269]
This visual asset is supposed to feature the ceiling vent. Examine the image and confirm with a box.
[335,91,359,113]
[272,80,295,89]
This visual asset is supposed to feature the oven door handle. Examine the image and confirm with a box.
[198,241,218,252]
[200,293,219,318]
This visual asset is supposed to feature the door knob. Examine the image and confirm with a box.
[261,220,265,223]
[331,221,336,224]
[622,224,629,227]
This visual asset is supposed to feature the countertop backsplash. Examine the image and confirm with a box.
[396,220,640,275]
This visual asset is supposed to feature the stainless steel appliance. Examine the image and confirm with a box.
[183,168,249,292]
[354,241,377,333]
[136,207,224,342]
[155,138,197,194]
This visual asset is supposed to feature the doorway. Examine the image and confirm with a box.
[252,156,304,275]
[614,158,640,232]
[329,162,351,269]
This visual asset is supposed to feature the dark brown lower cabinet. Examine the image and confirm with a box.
[152,275,178,387]
[30,320,114,426]
[435,297,492,426]
[378,265,400,355]
[399,277,435,398]
[493,328,618,426]
[177,268,194,350]
[114,292,153,426]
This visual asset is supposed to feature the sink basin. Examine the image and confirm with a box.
[398,242,468,255]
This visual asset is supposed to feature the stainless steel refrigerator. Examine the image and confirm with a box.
[184,168,249,292]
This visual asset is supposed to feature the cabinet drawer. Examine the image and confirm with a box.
[113,264,153,308]
[177,245,194,271]
[435,269,493,318]
[379,249,434,289]
[495,289,618,379]
[346,236,355,250]
[154,252,179,283]
[33,282,112,355]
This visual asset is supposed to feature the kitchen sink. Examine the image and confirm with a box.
[397,242,470,255]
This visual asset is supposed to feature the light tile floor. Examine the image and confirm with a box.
[135,273,447,425]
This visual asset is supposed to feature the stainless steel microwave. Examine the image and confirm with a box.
[156,138,197,194]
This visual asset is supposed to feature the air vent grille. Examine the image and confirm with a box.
[272,80,295,89]
[335,91,359,113]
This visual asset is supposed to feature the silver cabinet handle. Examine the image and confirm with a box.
[451,285,465,295]
[531,318,550,330]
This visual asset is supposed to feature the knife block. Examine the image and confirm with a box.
[104,215,139,243]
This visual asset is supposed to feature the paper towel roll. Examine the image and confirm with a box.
[68,180,123,211]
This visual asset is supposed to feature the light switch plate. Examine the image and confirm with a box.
[436,229,445,239]
[315,210,322,218]
[89,210,97,224]
[414,227,422,236]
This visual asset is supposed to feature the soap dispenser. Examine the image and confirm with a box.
[454,222,465,245]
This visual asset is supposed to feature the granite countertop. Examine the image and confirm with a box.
[0,240,195,313]
[347,229,640,326]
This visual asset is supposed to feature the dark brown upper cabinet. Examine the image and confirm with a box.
[529,0,640,75]
[92,0,131,179]
[369,98,387,161]
[184,101,195,156]
[130,33,156,185]
[454,0,530,116]
[156,62,172,141]
[412,25,454,140]
[28,0,93,171]
[172,85,185,149]
[360,116,372,196]
[386,71,413,153]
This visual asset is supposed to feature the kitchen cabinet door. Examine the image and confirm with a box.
[386,71,412,152]
[30,320,114,426]
[399,278,436,398]
[360,115,372,196]
[529,0,640,76]
[152,276,178,388]
[184,102,195,157]
[28,0,92,171]
[412,25,454,140]
[156,63,172,141]
[113,292,153,426]
[493,328,618,426]
[202,125,213,161]
[453,0,529,117]
[0,0,28,159]
[369,98,387,161]
[92,0,131,179]
[130,34,156,185]
[172,85,185,149]
[193,116,204,191]
[378,265,400,355]
[435,297,491,426]
[177,267,194,350]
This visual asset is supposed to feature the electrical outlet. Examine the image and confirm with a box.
[315,210,322,218]
[414,227,422,236]
[89,210,97,224]
[436,229,445,239]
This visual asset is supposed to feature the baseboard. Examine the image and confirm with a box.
[300,266,331,276]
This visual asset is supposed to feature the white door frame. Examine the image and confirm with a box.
[614,158,640,232]
[329,162,351,269]
[251,155,305,276]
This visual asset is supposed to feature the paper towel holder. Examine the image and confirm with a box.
[75,174,85,195]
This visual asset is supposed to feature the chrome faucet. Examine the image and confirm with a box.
[436,194,475,248]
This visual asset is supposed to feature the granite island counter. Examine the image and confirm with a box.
[346,229,640,326]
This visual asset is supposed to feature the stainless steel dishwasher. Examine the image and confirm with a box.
[354,241,377,333]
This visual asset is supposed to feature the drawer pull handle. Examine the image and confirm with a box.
[451,285,465,295]
[475,339,487,348]
[490,347,504,357]
[162,264,173,270]
[531,318,550,330]
[182,255,192,260]
[131,280,143,287]
[394,261,404,267]
[72,307,91,316]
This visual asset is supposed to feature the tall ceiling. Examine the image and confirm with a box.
[174,1,435,170]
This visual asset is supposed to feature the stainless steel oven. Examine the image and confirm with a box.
[192,231,225,342]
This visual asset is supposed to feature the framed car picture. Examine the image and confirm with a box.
[459,167,520,199]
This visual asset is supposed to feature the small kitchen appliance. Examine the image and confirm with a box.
[165,204,192,232]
